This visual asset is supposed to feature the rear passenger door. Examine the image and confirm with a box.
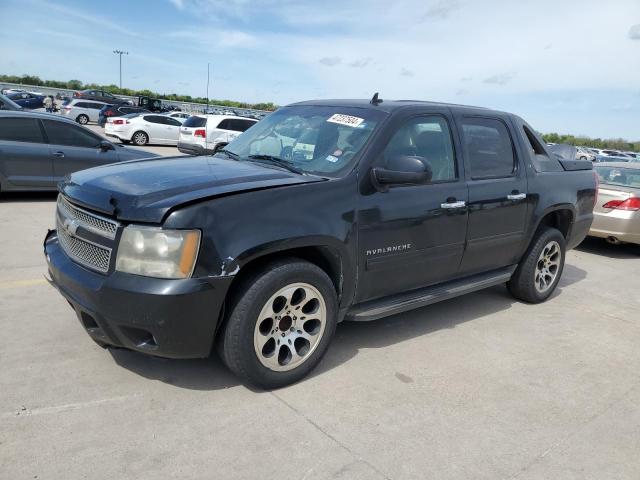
[0,117,53,187]
[88,102,105,122]
[455,115,528,275]
[141,115,167,143]
[42,119,119,180]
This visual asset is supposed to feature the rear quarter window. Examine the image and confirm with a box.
[0,117,45,143]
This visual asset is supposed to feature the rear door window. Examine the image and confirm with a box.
[460,117,516,179]
[0,117,45,143]
[230,119,257,132]
[217,119,232,130]
[162,117,182,126]
[42,119,101,148]
[143,115,165,124]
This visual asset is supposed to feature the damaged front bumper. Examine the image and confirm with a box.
[44,229,233,359]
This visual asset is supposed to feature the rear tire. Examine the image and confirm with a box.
[132,131,149,146]
[219,259,338,389]
[508,227,566,303]
[76,114,89,125]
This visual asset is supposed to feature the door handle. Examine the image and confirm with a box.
[441,200,466,209]
[507,193,526,201]
[53,151,65,158]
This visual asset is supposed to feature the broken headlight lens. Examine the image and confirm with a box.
[115,225,201,279]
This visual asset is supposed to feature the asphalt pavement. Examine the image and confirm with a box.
[1,194,639,480]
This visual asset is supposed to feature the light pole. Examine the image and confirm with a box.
[113,50,128,90]
[206,62,210,111]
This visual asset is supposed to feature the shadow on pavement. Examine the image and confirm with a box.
[109,348,241,391]
[576,236,640,259]
[0,191,57,203]
[109,262,587,392]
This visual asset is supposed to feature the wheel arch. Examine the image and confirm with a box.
[213,240,350,338]
[534,206,575,239]
[519,204,575,261]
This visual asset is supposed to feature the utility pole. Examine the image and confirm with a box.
[206,62,210,111]
[113,50,129,90]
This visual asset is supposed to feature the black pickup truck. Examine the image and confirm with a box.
[44,97,597,388]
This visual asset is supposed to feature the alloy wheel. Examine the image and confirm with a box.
[253,282,327,372]
[534,240,561,293]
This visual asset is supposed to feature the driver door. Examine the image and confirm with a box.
[356,112,469,302]
[42,119,119,181]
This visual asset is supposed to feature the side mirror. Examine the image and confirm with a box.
[371,155,432,190]
[99,140,115,152]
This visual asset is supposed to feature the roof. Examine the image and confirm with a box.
[595,162,640,169]
[191,114,258,122]
[289,98,497,114]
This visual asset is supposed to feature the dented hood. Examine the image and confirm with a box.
[60,155,324,223]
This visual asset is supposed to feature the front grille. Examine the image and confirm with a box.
[57,195,118,240]
[57,218,112,273]
[56,195,119,274]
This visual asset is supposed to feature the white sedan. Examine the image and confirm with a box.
[105,113,185,146]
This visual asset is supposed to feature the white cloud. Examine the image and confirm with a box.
[319,57,342,67]
[630,24,640,39]
[168,0,185,10]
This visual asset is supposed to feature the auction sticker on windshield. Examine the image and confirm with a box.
[327,114,364,128]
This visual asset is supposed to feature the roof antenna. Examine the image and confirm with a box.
[370,92,383,105]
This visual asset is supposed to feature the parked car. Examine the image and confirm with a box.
[105,113,185,145]
[1,88,44,96]
[6,92,46,109]
[0,111,158,192]
[98,104,150,127]
[589,162,640,246]
[576,146,596,162]
[165,112,190,121]
[60,99,108,124]
[74,89,125,104]
[0,93,24,111]
[44,98,597,389]
[177,114,258,154]
[596,150,632,163]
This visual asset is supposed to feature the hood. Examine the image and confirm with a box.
[60,156,324,223]
[116,144,161,161]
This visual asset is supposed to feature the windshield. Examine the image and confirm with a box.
[221,105,386,177]
[595,166,640,188]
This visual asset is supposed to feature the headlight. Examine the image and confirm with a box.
[115,225,201,279]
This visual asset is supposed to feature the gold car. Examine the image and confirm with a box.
[590,162,640,245]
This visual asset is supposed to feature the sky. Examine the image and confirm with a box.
[1,0,639,140]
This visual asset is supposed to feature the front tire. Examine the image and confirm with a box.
[508,227,566,303]
[219,259,337,389]
[132,131,149,146]
[76,114,89,125]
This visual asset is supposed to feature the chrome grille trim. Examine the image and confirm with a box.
[56,214,112,273]
[57,195,119,240]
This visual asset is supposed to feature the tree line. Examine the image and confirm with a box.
[0,74,277,112]
[1,74,638,148]
[542,133,639,153]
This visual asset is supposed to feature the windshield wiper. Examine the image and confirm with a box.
[247,154,304,175]
[219,148,239,160]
